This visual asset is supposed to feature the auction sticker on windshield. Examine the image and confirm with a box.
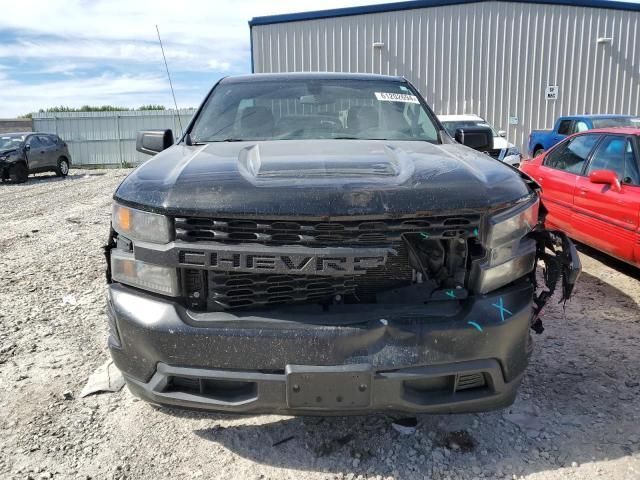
[374,92,420,104]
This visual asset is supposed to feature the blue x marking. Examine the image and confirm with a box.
[445,290,456,298]
[491,297,512,322]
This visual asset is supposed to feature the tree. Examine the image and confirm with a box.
[20,104,173,117]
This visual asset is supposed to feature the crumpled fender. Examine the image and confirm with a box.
[527,229,582,334]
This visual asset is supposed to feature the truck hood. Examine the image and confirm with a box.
[114,140,530,217]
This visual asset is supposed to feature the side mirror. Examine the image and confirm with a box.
[24,144,30,151]
[454,126,494,152]
[589,169,622,193]
[136,129,174,155]
[497,130,507,137]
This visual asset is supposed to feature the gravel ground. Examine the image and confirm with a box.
[1,169,639,480]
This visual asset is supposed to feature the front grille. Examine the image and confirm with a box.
[209,273,356,310]
[178,215,481,311]
[192,243,414,310]
[165,376,257,402]
[175,215,480,246]
[455,373,487,391]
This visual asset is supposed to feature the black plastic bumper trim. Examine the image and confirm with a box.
[124,359,522,415]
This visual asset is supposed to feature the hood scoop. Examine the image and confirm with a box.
[237,140,415,186]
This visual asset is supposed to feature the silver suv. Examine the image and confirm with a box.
[0,132,72,183]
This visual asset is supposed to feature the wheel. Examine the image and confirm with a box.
[9,162,28,183]
[56,157,70,177]
[533,148,544,158]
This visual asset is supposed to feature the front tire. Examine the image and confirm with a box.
[56,157,69,177]
[9,162,28,183]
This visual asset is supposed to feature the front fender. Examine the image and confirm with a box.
[527,230,582,334]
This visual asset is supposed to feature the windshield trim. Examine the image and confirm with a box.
[184,77,445,145]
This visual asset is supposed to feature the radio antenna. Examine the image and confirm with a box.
[156,24,184,137]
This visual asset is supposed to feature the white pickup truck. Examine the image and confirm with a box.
[439,114,522,167]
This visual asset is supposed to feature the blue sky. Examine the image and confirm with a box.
[1,0,638,117]
[0,0,405,117]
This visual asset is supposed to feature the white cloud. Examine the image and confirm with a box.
[0,38,242,69]
[0,73,202,116]
[0,1,401,43]
[37,62,83,75]
[207,59,232,71]
[0,0,406,116]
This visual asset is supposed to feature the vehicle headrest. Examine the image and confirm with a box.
[347,106,378,131]
[239,106,274,134]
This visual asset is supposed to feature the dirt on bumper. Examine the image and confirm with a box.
[107,281,535,414]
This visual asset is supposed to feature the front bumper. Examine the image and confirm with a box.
[108,280,535,414]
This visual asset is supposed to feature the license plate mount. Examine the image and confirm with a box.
[285,364,373,409]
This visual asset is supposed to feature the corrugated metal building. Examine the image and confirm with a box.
[249,0,640,153]
[33,109,195,167]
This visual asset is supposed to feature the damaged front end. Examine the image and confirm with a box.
[104,194,581,330]
[103,192,581,414]
[528,229,581,334]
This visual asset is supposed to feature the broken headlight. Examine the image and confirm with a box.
[112,203,172,244]
[110,250,179,296]
[486,196,538,250]
[470,196,539,294]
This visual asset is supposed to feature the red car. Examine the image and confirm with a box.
[521,127,640,267]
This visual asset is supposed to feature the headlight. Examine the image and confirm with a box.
[0,155,8,162]
[471,241,537,294]
[485,197,538,250]
[470,196,540,293]
[112,203,172,244]
[111,250,179,296]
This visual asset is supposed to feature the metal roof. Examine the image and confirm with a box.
[586,127,640,134]
[221,72,406,83]
[566,114,640,118]
[249,0,640,26]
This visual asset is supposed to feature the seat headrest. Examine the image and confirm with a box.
[239,106,274,136]
[347,106,378,131]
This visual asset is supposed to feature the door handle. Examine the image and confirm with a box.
[578,187,588,196]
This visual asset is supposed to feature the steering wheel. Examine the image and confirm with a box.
[319,119,343,130]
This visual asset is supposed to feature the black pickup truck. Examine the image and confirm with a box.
[105,73,580,415]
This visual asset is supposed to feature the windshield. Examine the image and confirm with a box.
[0,135,25,150]
[190,79,440,143]
[441,120,497,137]
[592,117,640,128]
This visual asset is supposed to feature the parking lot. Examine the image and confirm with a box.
[0,170,639,480]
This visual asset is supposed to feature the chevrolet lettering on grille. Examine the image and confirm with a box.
[181,250,388,276]
[133,242,394,277]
